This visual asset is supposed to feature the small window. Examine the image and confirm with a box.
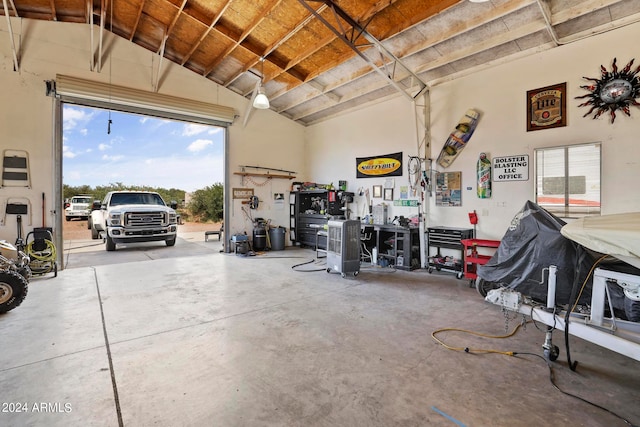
[534,142,601,217]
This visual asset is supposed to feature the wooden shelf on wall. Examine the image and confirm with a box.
[234,172,296,180]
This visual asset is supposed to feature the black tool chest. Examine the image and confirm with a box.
[426,226,474,278]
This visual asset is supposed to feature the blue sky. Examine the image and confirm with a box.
[63,105,224,192]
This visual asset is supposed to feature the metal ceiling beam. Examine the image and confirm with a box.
[296,0,428,101]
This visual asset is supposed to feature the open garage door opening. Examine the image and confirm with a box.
[61,104,226,266]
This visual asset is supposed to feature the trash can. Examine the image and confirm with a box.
[251,221,267,251]
[269,227,286,251]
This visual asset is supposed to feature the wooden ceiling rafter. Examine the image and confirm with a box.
[48,0,56,20]
[202,0,282,76]
[97,0,109,72]
[8,0,18,17]
[157,0,186,55]
[128,0,144,41]
[179,0,234,66]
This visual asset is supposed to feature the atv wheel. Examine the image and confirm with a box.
[0,271,29,313]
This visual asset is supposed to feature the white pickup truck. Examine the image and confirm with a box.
[90,191,178,251]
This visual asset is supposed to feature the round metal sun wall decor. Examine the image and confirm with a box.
[575,58,640,123]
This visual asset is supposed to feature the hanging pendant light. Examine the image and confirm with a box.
[253,58,270,109]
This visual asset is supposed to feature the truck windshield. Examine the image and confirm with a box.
[109,193,166,206]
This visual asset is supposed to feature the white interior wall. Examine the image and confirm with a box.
[0,19,304,247]
[306,21,640,242]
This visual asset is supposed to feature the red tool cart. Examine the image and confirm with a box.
[460,238,500,285]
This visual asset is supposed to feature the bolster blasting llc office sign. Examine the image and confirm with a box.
[356,152,403,178]
[492,154,529,182]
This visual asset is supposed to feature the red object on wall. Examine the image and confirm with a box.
[468,210,478,225]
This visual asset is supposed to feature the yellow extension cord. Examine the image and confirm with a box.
[433,254,611,356]
[431,320,532,356]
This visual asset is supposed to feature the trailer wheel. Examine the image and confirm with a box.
[0,271,29,313]
[544,345,560,361]
[476,278,500,297]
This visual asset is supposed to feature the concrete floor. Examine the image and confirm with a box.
[1,231,639,426]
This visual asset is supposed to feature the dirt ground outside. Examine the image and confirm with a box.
[62,218,222,240]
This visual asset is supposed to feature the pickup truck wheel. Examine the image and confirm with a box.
[87,218,91,229]
[0,271,28,314]
[165,236,176,247]
[90,222,100,239]
[105,234,116,251]
[65,216,71,221]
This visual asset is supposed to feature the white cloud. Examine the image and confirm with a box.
[208,127,223,135]
[182,123,209,136]
[63,145,77,159]
[187,139,213,152]
[63,106,94,131]
[98,143,111,151]
[102,154,124,162]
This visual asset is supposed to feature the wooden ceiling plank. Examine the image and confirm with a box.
[129,0,145,41]
[180,0,234,66]
[202,0,282,75]
[265,0,406,91]
[222,3,328,87]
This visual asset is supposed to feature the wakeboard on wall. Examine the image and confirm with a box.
[436,109,480,168]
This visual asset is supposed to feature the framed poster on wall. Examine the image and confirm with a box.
[435,171,462,206]
[527,82,567,131]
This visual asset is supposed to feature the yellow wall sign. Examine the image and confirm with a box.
[356,152,403,178]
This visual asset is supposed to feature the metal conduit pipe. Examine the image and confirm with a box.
[535,0,640,46]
